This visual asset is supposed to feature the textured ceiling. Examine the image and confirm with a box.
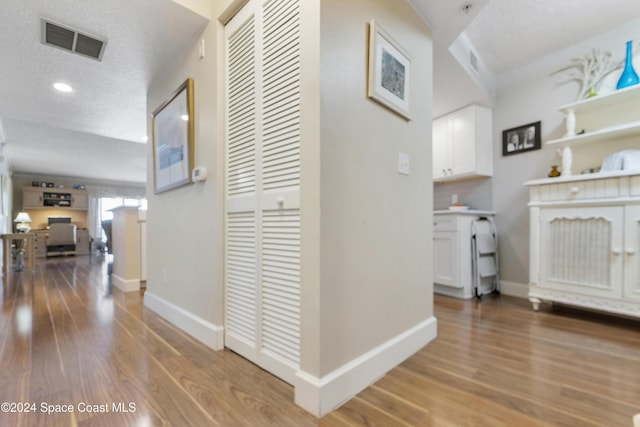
[0,0,207,184]
[463,0,640,74]
[3,0,640,184]
[409,0,640,116]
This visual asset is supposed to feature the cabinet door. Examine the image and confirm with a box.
[450,106,476,176]
[539,207,623,298]
[624,206,640,301]
[432,116,451,179]
[71,192,89,210]
[23,189,43,209]
[75,229,90,255]
[433,231,460,287]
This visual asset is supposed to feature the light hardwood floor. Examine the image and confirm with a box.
[1,256,638,426]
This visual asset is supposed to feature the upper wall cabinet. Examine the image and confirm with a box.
[23,187,89,211]
[433,104,493,182]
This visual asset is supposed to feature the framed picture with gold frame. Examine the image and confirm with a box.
[152,78,195,194]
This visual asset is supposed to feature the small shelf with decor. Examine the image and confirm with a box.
[550,84,640,146]
[23,187,89,210]
[557,83,640,116]
[546,120,640,147]
[43,192,72,207]
[547,81,640,175]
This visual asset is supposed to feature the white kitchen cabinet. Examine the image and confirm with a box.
[432,104,492,182]
[433,211,495,299]
[624,205,640,302]
[433,231,458,287]
[525,171,640,318]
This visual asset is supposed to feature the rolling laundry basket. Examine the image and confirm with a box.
[471,217,499,298]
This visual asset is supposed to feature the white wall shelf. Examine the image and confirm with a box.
[558,84,640,115]
[546,120,640,147]
[548,83,640,176]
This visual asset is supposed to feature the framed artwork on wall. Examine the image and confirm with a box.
[502,121,541,156]
[152,78,195,194]
[367,20,412,120]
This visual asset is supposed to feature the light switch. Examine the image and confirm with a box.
[398,152,410,175]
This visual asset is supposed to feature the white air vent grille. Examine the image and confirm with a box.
[41,18,107,61]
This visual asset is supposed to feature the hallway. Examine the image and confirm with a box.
[0,256,316,426]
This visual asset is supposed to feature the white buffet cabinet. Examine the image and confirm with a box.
[433,210,495,299]
[525,171,640,318]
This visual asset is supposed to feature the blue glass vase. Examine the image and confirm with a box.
[616,40,639,90]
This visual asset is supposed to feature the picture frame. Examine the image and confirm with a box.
[367,20,412,120]
[152,78,195,194]
[502,121,541,156]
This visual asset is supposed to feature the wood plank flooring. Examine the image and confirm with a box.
[1,256,639,426]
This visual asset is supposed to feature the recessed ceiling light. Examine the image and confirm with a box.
[141,136,149,142]
[180,114,189,121]
[53,82,73,92]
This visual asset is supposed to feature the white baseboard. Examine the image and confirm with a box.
[294,316,437,417]
[144,291,224,351]
[500,280,529,299]
[112,274,140,292]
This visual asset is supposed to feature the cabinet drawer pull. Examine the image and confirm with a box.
[612,248,621,255]
[569,186,579,194]
[627,247,636,255]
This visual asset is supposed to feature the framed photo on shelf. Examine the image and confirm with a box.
[367,20,412,120]
[502,121,541,156]
[152,78,195,194]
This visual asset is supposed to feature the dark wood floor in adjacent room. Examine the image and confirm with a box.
[1,256,638,426]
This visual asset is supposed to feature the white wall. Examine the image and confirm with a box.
[452,18,640,289]
[0,164,12,271]
[145,2,224,349]
[315,0,434,376]
[146,0,435,415]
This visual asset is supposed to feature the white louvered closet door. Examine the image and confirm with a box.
[224,0,301,385]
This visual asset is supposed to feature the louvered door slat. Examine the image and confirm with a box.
[225,8,259,361]
[261,209,300,368]
[262,0,300,195]
[225,0,301,384]
[226,213,257,346]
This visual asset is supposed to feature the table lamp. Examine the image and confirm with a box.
[14,212,32,233]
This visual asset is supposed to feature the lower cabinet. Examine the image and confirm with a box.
[29,228,91,258]
[433,211,495,299]
[433,231,459,287]
[625,206,640,302]
[32,230,48,258]
[526,173,640,318]
[76,229,90,255]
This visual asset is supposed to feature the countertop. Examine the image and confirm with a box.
[523,169,640,186]
[434,209,495,216]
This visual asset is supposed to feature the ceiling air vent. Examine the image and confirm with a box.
[469,49,479,74]
[41,18,107,61]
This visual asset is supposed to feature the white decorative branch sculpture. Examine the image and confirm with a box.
[552,44,640,101]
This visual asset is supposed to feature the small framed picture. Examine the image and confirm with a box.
[502,121,541,156]
[41,182,47,187]
[367,20,412,120]
[46,182,54,188]
[32,181,40,187]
